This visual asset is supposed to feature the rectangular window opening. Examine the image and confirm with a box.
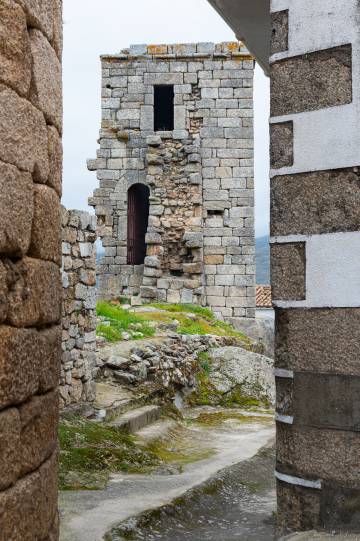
[207,209,224,216]
[154,85,174,131]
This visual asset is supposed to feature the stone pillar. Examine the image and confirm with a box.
[0,0,62,538]
[61,208,97,408]
[270,0,360,535]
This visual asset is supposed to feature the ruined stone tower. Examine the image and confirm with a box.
[88,42,255,321]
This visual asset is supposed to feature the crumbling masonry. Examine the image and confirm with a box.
[88,42,256,321]
[61,208,97,408]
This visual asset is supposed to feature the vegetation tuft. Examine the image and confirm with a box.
[96,301,155,342]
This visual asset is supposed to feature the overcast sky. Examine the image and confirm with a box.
[63,0,270,237]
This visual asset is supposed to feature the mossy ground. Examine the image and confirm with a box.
[59,414,213,491]
[96,301,155,342]
[59,416,162,490]
[97,300,252,345]
[187,410,273,428]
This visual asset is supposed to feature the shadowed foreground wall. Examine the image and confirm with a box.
[270,0,360,535]
[0,1,62,538]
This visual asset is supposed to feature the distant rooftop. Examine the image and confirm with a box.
[101,41,252,61]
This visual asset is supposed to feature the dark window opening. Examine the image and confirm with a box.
[154,85,174,131]
[127,183,150,265]
[207,209,224,216]
[170,269,184,277]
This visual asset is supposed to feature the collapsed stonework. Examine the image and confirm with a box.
[0,0,62,538]
[88,42,256,321]
[61,208,97,407]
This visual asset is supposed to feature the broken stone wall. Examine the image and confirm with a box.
[0,0,62,538]
[61,208,97,407]
[270,0,360,534]
[88,42,256,321]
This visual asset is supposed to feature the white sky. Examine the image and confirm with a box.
[63,0,270,237]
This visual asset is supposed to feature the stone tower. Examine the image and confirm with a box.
[88,42,255,321]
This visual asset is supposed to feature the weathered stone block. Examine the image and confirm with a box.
[0,161,33,256]
[0,326,41,409]
[0,88,49,181]
[277,423,360,484]
[15,0,54,41]
[271,10,288,55]
[276,479,321,535]
[47,125,62,196]
[6,257,61,327]
[293,372,360,432]
[38,326,61,392]
[275,308,360,375]
[29,185,61,264]
[0,407,21,490]
[271,45,352,116]
[271,243,305,300]
[0,451,58,540]
[270,121,293,169]
[29,28,62,132]
[271,168,360,236]
[0,0,32,96]
[19,390,58,476]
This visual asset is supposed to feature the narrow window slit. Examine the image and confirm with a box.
[154,85,174,131]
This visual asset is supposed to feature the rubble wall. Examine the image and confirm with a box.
[88,42,256,321]
[61,208,97,407]
[0,0,62,538]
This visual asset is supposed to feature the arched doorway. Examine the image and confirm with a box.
[127,183,150,265]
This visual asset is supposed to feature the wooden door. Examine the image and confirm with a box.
[127,184,150,265]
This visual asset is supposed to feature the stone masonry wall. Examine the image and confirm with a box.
[61,208,97,408]
[88,42,255,321]
[270,0,360,535]
[0,0,62,538]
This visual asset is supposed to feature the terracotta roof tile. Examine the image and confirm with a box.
[256,285,272,308]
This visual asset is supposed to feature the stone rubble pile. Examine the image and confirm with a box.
[61,208,97,407]
[98,334,241,389]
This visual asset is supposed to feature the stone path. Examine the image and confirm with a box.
[59,410,274,541]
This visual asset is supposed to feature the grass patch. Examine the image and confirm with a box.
[143,304,250,342]
[150,303,215,320]
[59,416,161,490]
[96,301,155,342]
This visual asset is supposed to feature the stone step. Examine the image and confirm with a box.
[135,418,178,444]
[111,405,162,434]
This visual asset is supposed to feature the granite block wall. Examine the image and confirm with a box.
[270,0,360,535]
[61,208,97,408]
[88,42,256,321]
[0,0,62,538]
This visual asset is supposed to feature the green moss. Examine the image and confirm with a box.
[188,410,260,428]
[144,432,213,466]
[188,357,271,410]
[96,301,155,342]
[187,370,220,407]
[59,417,161,490]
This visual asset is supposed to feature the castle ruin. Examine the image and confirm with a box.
[88,42,256,321]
